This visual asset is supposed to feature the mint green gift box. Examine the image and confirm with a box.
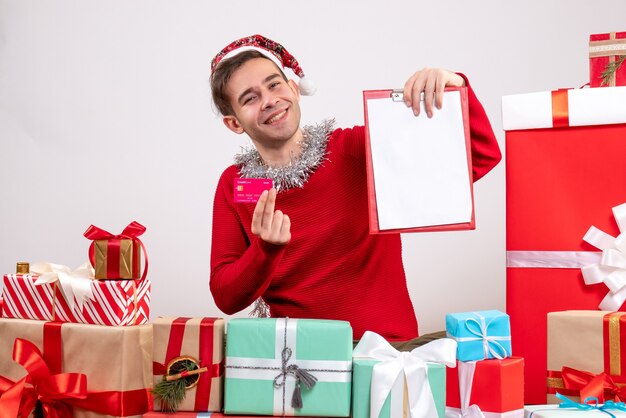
[352,359,446,418]
[224,318,353,416]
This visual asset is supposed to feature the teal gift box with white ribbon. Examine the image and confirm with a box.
[445,310,512,361]
[224,318,353,416]
[352,331,456,418]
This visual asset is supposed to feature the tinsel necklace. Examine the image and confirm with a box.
[236,119,334,318]
[235,119,335,192]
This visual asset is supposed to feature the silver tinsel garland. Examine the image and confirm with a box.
[237,119,335,318]
[235,119,335,192]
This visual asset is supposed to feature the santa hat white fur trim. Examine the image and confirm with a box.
[221,45,316,96]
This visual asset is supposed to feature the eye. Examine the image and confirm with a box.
[269,81,281,89]
[242,95,257,105]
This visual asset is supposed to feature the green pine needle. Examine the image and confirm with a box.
[601,55,626,86]
[152,378,188,413]
[151,359,199,413]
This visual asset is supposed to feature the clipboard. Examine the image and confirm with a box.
[363,87,475,234]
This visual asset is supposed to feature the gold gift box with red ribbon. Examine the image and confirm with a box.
[0,317,153,417]
[84,221,148,280]
[547,310,626,404]
[589,31,626,87]
[152,317,225,412]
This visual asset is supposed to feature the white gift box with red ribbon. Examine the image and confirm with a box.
[1,262,150,326]
[502,86,626,131]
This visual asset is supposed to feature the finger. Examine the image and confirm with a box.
[281,214,291,241]
[435,72,447,110]
[423,74,437,118]
[403,72,419,108]
[410,70,428,116]
[270,210,284,241]
[251,190,269,234]
[262,188,277,229]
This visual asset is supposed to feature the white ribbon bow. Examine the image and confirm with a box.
[31,261,95,311]
[581,202,626,311]
[353,331,457,418]
[444,362,485,418]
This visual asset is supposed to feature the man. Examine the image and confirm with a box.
[209,34,501,341]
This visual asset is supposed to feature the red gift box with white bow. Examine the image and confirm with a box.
[502,86,626,404]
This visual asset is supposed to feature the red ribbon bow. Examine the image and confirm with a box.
[562,366,626,403]
[0,338,88,418]
[83,221,149,280]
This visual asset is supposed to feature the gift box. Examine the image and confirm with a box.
[446,357,524,418]
[445,310,512,361]
[0,317,152,417]
[525,405,626,417]
[143,414,295,418]
[353,360,444,418]
[502,87,626,403]
[547,311,626,404]
[143,414,316,418]
[84,221,147,280]
[352,331,456,418]
[590,31,626,87]
[2,269,150,325]
[153,317,224,412]
[224,318,353,416]
[525,395,626,417]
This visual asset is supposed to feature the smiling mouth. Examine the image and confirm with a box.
[264,109,288,125]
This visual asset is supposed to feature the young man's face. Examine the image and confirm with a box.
[222,57,302,149]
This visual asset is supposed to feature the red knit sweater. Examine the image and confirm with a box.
[210,83,501,341]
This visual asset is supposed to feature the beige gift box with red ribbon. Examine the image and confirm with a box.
[152,317,225,412]
[547,310,626,404]
[0,317,153,417]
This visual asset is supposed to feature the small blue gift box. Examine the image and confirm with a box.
[445,310,512,361]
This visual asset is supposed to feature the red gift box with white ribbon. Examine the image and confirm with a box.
[502,86,626,404]
[446,357,524,418]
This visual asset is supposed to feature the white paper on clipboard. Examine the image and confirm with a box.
[365,89,473,231]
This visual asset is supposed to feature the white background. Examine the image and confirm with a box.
[1,0,624,334]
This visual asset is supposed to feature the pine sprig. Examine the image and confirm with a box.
[152,378,187,413]
[152,359,198,412]
[601,55,626,86]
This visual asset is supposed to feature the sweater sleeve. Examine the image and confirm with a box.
[209,169,287,314]
[459,73,502,181]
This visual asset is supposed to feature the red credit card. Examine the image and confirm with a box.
[234,178,273,203]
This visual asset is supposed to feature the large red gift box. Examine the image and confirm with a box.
[589,31,626,87]
[2,272,150,325]
[446,357,524,417]
[503,86,626,403]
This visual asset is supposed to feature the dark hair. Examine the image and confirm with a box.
[210,50,288,116]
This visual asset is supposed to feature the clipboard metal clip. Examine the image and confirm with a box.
[390,90,424,102]
[391,90,404,102]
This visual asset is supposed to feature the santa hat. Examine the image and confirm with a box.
[210,34,316,96]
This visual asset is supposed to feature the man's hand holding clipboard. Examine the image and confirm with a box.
[364,70,474,234]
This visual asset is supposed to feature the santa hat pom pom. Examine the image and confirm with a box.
[298,76,317,96]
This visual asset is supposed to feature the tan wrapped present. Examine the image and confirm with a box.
[153,317,224,412]
[547,310,626,404]
[0,318,152,417]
